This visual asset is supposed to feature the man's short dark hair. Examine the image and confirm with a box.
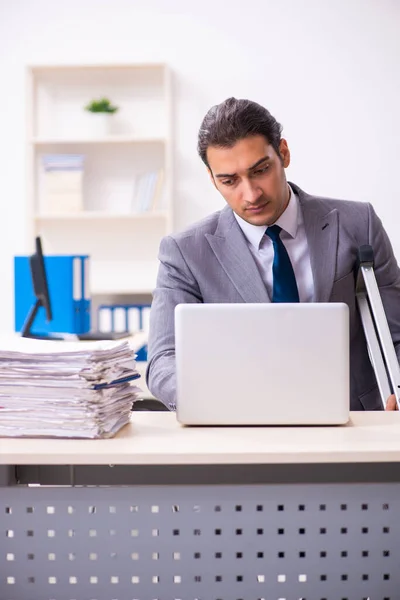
[197,97,283,168]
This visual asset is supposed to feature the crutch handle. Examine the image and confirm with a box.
[357,244,374,267]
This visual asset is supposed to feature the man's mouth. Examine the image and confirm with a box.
[246,202,268,212]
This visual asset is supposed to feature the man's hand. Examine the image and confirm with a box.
[386,394,399,410]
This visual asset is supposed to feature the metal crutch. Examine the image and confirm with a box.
[355,245,400,409]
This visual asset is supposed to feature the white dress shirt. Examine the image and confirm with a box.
[234,185,314,302]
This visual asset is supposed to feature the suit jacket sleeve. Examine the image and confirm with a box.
[146,235,202,409]
[368,203,400,362]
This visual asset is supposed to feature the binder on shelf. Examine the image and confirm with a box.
[72,255,91,334]
[98,306,113,333]
[97,303,150,360]
[133,169,164,213]
[151,168,164,212]
[14,254,91,335]
[113,307,127,333]
[141,305,151,333]
[82,256,91,333]
[127,306,141,332]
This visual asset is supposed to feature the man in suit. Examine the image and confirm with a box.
[146,97,400,411]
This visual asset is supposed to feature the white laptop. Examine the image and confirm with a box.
[175,303,349,425]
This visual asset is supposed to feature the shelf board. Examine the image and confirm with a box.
[34,211,167,221]
[29,63,166,73]
[92,287,154,296]
[31,136,166,146]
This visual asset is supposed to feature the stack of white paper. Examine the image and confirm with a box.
[0,337,141,438]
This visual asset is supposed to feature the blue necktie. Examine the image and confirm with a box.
[266,224,299,303]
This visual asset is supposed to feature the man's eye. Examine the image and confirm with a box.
[254,166,269,175]
[221,179,235,186]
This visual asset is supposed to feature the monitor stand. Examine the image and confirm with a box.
[21,299,47,338]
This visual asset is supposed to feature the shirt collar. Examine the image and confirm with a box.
[234,184,299,250]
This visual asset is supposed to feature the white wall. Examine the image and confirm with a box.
[0,0,399,333]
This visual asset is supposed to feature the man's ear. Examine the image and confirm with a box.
[208,168,218,189]
[279,139,291,168]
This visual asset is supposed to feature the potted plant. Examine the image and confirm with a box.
[84,97,119,137]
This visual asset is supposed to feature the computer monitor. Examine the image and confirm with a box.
[20,237,127,341]
[21,237,52,338]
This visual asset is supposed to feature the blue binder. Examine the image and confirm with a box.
[14,255,91,335]
[76,256,91,333]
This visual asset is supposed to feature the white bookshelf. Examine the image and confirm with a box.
[26,64,173,296]
[32,136,166,145]
[34,212,168,221]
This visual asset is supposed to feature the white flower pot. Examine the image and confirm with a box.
[86,113,112,138]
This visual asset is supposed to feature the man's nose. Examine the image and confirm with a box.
[242,179,263,204]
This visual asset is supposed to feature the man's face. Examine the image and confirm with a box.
[207,135,291,226]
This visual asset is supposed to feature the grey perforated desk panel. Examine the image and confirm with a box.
[1,412,400,600]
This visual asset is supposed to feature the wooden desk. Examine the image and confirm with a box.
[1,411,400,466]
[1,412,400,599]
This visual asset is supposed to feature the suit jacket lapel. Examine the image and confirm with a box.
[205,206,270,303]
[294,184,339,302]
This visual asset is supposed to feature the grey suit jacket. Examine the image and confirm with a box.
[146,183,400,411]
